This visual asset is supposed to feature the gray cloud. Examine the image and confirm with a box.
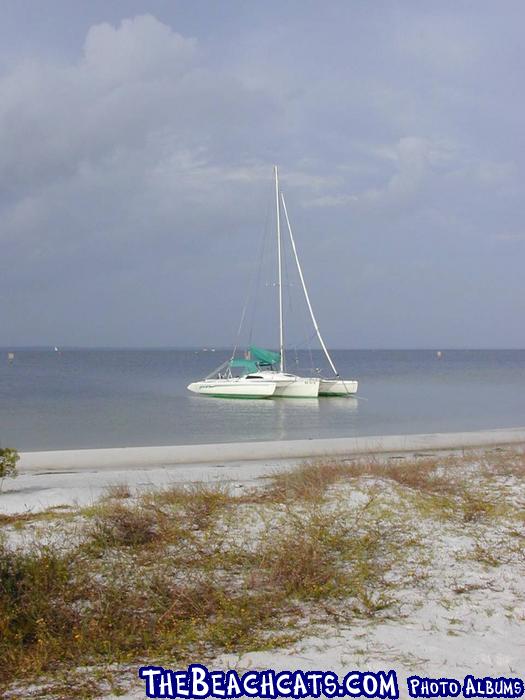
[0,3,524,348]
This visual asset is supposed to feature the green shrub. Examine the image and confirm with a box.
[0,447,19,490]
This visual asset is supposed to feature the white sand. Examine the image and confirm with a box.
[110,448,525,700]
[2,431,524,698]
[18,427,525,473]
[114,444,525,700]
[2,427,524,515]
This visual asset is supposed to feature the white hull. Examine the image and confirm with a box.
[274,377,320,398]
[188,374,321,399]
[187,379,276,398]
[254,372,320,398]
[318,379,358,396]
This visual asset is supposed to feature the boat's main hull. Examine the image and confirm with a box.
[187,380,276,398]
[188,375,356,399]
[187,374,321,399]
[318,379,358,396]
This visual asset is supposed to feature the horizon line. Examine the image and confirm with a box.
[1,346,524,352]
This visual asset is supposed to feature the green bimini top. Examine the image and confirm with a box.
[229,358,259,373]
[249,345,280,366]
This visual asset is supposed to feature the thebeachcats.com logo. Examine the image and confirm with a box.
[138,665,525,699]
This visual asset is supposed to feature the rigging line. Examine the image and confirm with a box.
[299,264,315,373]
[248,193,272,347]
[280,203,313,373]
[305,327,316,374]
[285,229,308,372]
[282,221,295,329]
[293,330,319,350]
[282,247,298,367]
[231,288,252,362]
[281,192,354,396]
[280,192,338,376]
[295,288,316,374]
[232,180,272,360]
[286,222,309,368]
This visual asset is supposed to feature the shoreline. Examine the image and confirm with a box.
[18,426,525,473]
[3,427,523,515]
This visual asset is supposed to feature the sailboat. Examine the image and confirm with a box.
[187,166,358,399]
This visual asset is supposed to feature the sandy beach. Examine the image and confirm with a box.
[18,426,525,472]
[2,429,524,698]
[4,426,525,515]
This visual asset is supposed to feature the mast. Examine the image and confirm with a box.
[275,165,284,372]
[281,192,340,378]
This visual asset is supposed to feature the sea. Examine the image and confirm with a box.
[0,349,524,452]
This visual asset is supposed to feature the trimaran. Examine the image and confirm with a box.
[187,166,358,399]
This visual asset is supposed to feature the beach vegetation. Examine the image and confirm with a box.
[143,481,233,530]
[262,460,350,502]
[0,446,19,491]
[1,446,524,698]
[86,502,162,551]
[103,482,132,500]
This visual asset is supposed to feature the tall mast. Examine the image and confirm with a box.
[281,192,340,378]
[275,165,284,372]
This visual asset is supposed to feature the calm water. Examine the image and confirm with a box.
[0,349,524,451]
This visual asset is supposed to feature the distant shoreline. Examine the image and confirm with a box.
[18,426,525,473]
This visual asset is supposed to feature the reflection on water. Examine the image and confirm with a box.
[319,396,359,411]
[189,394,360,443]
[0,349,524,450]
[188,395,354,443]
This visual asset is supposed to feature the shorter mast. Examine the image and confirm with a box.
[275,165,285,372]
[281,192,339,378]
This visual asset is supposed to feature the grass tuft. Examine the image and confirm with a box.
[142,482,232,530]
[103,483,132,500]
[87,503,161,550]
[264,461,350,502]
[258,509,345,598]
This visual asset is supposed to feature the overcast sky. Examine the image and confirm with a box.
[1,1,524,348]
